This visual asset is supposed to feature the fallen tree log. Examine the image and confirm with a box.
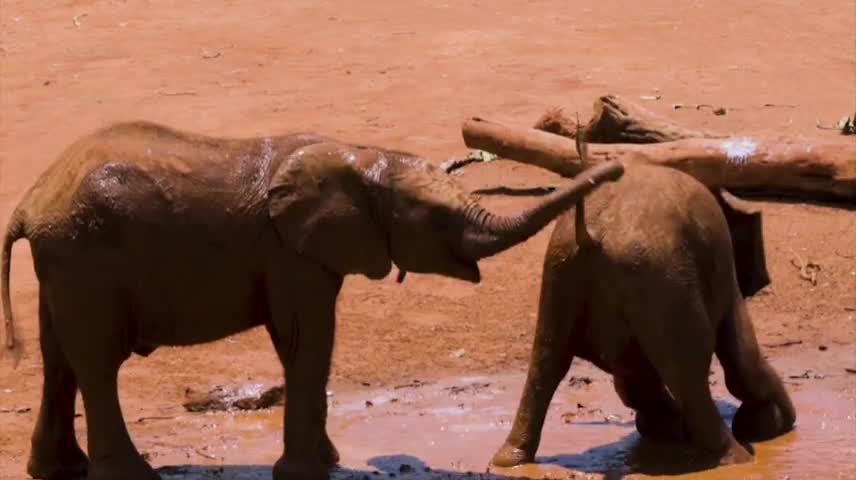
[533,94,724,143]
[462,116,856,204]
[445,95,722,175]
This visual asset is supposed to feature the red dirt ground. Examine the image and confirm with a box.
[1,1,854,479]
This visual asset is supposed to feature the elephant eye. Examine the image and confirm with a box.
[270,183,296,197]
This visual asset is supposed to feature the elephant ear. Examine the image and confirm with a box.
[267,151,392,280]
[713,188,770,297]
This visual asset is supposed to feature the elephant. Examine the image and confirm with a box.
[0,120,623,480]
[490,163,796,470]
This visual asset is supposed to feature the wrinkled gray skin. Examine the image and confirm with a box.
[492,164,795,470]
[0,121,623,480]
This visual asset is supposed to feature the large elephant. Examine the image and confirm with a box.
[0,121,623,480]
[491,164,795,470]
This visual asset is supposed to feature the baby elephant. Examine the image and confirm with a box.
[492,164,795,469]
[1,121,623,480]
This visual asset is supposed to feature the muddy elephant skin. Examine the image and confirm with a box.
[491,164,795,470]
[0,121,623,480]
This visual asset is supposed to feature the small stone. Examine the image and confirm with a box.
[819,345,828,351]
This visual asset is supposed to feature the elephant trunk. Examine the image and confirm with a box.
[457,160,623,260]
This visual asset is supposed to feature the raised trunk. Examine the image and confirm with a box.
[458,160,623,259]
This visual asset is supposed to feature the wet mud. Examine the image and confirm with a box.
[141,348,855,480]
[183,384,285,413]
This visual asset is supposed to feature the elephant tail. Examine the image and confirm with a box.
[2,207,26,366]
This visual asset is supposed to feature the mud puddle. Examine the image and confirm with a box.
[140,347,855,480]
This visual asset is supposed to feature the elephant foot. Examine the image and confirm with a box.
[274,456,330,480]
[27,438,89,480]
[732,400,796,443]
[717,441,754,466]
[635,410,688,443]
[86,454,159,480]
[319,434,340,467]
[490,442,534,468]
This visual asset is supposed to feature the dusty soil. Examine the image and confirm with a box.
[0,1,854,479]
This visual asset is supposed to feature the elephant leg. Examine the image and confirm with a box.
[27,290,89,480]
[716,292,796,442]
[612,355,686,443]
[492,268,577,468]
[265,326,339,468]
[637,297,752,466]
[268,265,342,480]
[50,288,158,480]
[316,391,339,467]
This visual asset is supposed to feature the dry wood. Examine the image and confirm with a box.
[461,116,856,203]
[533,95,725,143]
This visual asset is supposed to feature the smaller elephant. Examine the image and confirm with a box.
[1,121,623,480]
[491,164,795,470]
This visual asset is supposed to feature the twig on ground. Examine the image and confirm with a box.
[788,370,826,380]
[441,151,497,175]
[789,249,821,285]
[72,13,88,28]
[131,415,177,424]
[194,447,218,460]
[157,90,198,97]
[441,157,478,174]
[763,339,803,348]
[393,379,432,390]
[0,407,31,414]
[672,103,731,115]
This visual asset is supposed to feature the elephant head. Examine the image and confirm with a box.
[267,141,623,282]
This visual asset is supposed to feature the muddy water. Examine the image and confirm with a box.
[147,349,855,480]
